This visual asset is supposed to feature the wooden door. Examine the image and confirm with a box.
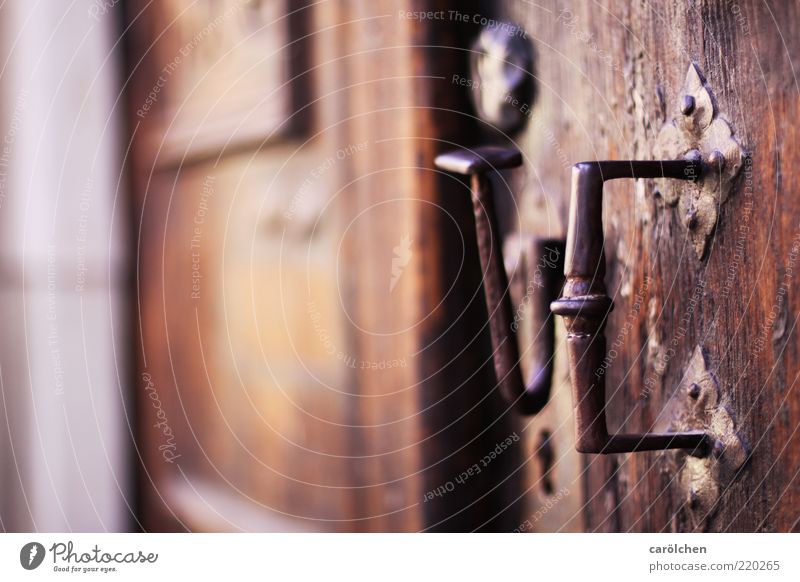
[124,0,522,532]
[485,0,800,532]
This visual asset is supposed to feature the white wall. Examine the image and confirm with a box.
[0,0,132,531]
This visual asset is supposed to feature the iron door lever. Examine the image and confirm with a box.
[550,159,714,454]
[434,146,564,414]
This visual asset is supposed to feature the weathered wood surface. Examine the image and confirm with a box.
[493,0,800,531]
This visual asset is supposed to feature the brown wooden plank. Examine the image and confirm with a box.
[494,0,800,532]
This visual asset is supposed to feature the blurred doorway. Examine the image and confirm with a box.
[125,0,521,532]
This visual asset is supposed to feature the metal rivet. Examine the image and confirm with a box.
[708,149,725,171]
[681,95,696,116]
[688,383,701,399]
[686,208,698,231]
[684,149,702,164]
[688,488,699,509]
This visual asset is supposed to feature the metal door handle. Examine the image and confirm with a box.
[434,146,564,414]
[550,159,713,454]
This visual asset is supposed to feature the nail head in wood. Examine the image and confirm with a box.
[681,94,696,116]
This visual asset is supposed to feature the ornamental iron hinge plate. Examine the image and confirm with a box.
[666,346,748,531]
[656,63,747,258]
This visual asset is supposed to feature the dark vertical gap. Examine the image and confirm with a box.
[120,0,149,533]
[120,0,187,533]
[286,0,314,136]
[607,458,622,532]
[415,0,522,532]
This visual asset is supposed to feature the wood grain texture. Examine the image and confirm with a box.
[492,0,800,532]
[333,0,522,532]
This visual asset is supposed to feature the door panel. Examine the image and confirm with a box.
[127,0,365,531]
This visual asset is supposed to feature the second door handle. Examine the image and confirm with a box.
[435,146,564,414]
